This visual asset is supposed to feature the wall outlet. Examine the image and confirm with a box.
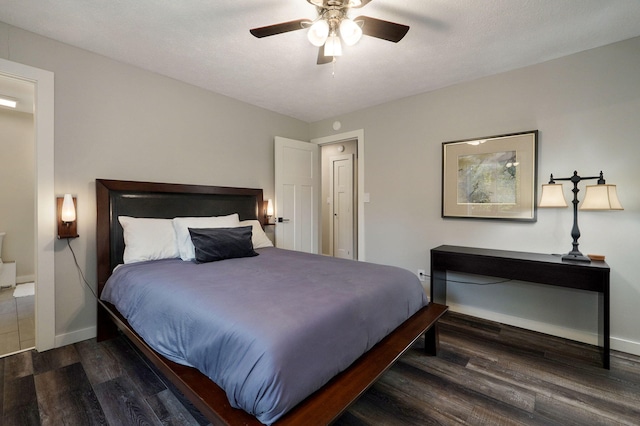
[417,269,426,282]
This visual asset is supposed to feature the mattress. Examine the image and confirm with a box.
[101,247,428,424]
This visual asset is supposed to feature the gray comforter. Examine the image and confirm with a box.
[101,247,428,424]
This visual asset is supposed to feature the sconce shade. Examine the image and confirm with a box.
[580,184,624,210]
[266,199,274,216]
[539,183,568,208]
[57,194,79,239]
[61,194,76,222]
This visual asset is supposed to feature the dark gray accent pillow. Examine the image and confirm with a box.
[188,226,258,263]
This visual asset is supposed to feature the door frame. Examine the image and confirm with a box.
[0,59,56,352]
[312,129,366,261]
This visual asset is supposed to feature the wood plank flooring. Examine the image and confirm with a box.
[2,312,639,425]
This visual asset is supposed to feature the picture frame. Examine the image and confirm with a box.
[442,130,538,221]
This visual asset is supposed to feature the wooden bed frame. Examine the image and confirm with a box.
[96,178,448,425]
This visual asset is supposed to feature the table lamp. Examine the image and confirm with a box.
[539,171,622,262]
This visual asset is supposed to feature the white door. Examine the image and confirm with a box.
[274,137,319,253]
[330,154,354,259]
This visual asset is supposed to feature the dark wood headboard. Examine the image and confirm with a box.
[96,179,264,296]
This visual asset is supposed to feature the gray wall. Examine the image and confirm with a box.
[0,22,309,343]
[310,37,640,354]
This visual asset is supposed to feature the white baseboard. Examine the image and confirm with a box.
[447,303,640,357]
[54,326,96,348]
[610,336,640,356]
[17,274,35,284]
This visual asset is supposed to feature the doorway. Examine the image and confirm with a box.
[321,142,357,259]
[0,74,35,356]
[0,58,56,353]
[313,129,366,261]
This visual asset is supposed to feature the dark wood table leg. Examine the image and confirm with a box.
[600,287,610,369]
[424,322,439,356]
[430,256,447,305]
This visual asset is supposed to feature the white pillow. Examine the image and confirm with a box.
[172,214,240,261]
[118,216,179,264]
[239,220,274,249]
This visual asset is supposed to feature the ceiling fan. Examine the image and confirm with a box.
[249,0,410,64]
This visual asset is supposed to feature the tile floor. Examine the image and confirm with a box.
[0,285,35,355]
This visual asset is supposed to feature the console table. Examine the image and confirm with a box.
[430,245,610,369]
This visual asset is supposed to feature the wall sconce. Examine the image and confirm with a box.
[264,199,274,224]
[57,194,79,239]
[539,171,622,262]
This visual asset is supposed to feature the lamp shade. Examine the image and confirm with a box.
[307,20,329,47]
[539,183,568,208]
[324,33,343,56]
[580,184,624,210]
[61,193,76,222]
[266,199,274,216]
[339,18,362,46]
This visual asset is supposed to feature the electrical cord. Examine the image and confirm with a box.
[67,238,99,300]
[419,271,513,285]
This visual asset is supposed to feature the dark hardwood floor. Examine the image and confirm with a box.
[2,312,639,425]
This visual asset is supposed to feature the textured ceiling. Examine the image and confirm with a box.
[1,0,640,122]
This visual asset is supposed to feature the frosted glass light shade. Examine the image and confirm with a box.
[266,199,274,216]
[324,34,342,56]
[61,194,76,222]
[340,18,362,46]
[539,184,568,207]
[580,184,624,210]
[307,20,329,47]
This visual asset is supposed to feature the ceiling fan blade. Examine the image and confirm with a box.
[250,19,312,38]
[317,46,333,65]
[351,0,373,8]
[354,16,409,42]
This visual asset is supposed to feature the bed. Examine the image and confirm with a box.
[96,178,448,425]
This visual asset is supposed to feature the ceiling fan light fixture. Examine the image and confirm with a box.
[254,0,410,65]
[324,33,342,56]
[339,18,362,46]
[307,19,329,46]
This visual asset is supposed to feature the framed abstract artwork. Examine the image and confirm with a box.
[442,130,538,221]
